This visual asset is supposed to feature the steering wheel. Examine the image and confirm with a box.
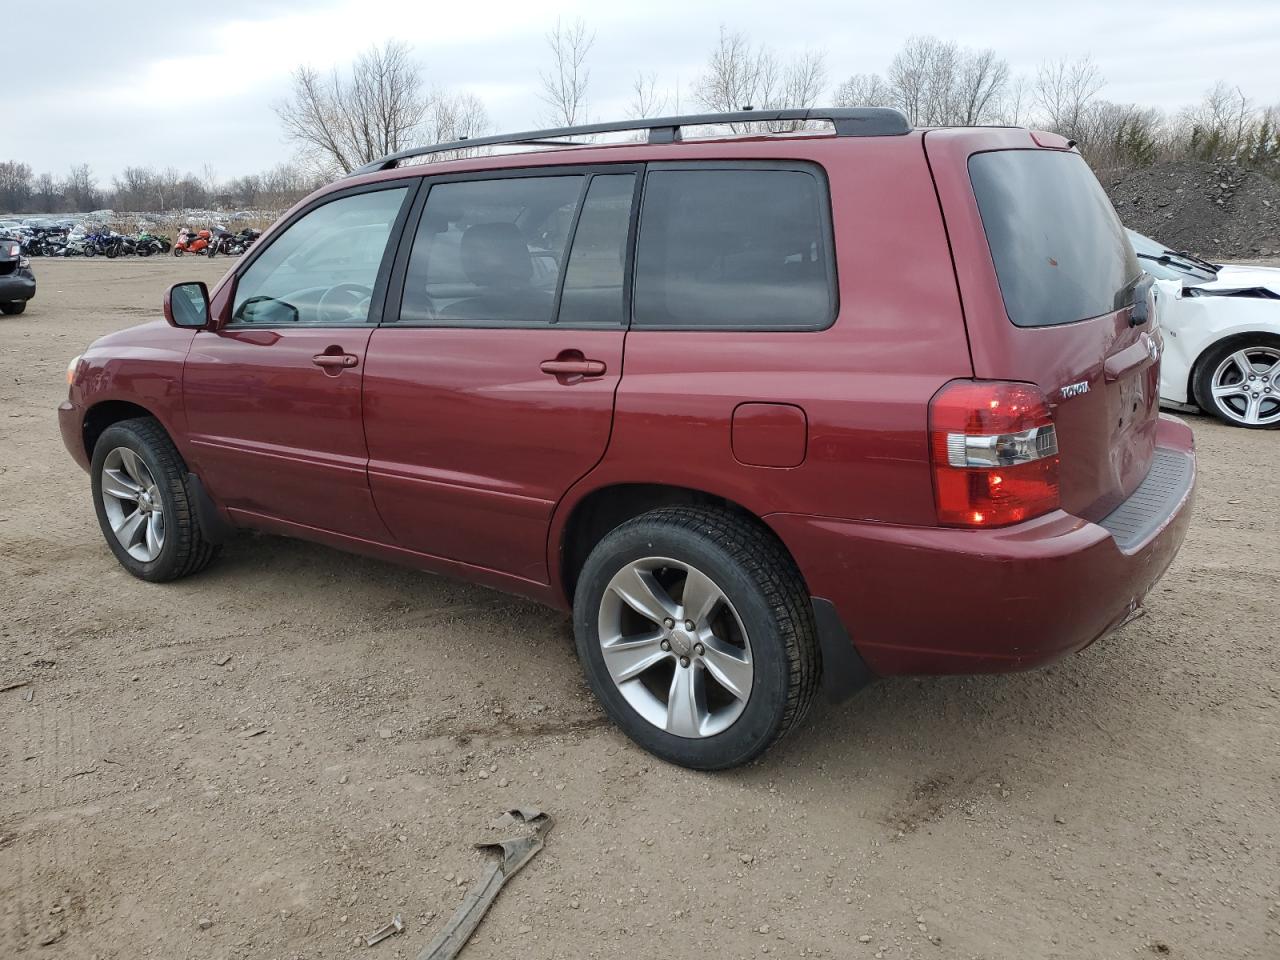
[317,282,374,322]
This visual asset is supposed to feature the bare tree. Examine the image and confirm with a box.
[832,73,895,109]
[419,90,492,161]
[628,72,669,119]
[276,40,429,175]
[956,48,1010,125]
[540,18,594,127]
[1034,55,1104,141]
[836,36,1009,126]
[62,164,100,212]
[695,28,827,131]
[1177,81,1256,155]
[0,161,33,213]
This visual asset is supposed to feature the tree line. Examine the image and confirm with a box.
[274,27,1280,179]
[0,159,323,217]
[4,26,1277,215]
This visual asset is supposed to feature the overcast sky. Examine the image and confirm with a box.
[7,0,1280,184]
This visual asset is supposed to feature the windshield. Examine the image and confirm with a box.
[1125,229,1218,285]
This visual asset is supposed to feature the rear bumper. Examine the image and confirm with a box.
[0,270,36,302]
[770,415,1196,676]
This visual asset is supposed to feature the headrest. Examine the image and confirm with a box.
[460,222,531,289]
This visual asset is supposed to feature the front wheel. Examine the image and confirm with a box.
[90,418,220,581]
[573,506,820,770]
[84,243,97,257]
[173,248,183,257]
[1193,335,1280,429]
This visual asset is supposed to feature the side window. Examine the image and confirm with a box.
[557,174,636,326]
[232,187,408,325]
[400,176,583,325]
[633,168,834,330]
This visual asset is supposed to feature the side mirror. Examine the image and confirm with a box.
[164,281,211,329]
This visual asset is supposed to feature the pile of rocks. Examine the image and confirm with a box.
[1105,158,1280,261]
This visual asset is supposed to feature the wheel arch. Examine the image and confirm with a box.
[1188,328,1280,411]
[82,399,166,461]
[552,482,805,608]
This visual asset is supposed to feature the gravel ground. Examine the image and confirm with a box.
[2,258,1278,960]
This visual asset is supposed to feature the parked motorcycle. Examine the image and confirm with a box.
[134,231,171,257]
[81,228,114,258]
[100,232,135,259]
[174,228,212,257]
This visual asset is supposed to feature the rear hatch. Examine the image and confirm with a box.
[924,128,1160,522]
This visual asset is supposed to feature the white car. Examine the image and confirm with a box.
[1130,230,1280,429]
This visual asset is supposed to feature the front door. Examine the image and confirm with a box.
[363,168,639,583]
[184,184,413,536]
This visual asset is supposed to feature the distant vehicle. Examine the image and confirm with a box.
[0,219,22,237]
[59,109,1195,769]
[0,236,36,314]
[1129,229,1280,429]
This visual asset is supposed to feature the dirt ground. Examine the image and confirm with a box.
[2,257,1278,960]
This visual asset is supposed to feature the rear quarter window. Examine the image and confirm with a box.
[969,150,1140,328]
[633,165,835,330]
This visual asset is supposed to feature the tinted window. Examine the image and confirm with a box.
[557,174,635,326]
[232,188,407,325]
[400,175,582,325]
[633,168,834,329]
[969,151,1140,327]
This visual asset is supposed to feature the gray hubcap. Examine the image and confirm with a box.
[100,447,165,562]
[1211,347,1280,426]
[598,557,753,739]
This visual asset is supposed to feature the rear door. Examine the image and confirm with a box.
[925,129,1161,521]
[362,166,639,583]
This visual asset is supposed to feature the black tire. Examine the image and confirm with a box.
[207,244,216,259]
[137,244,152,257]
[105,243,118,259]
[573,505,820,770]
[1,301,26,315]
[173,248,183,257]
[1191,334,1280,430]
[90,417,220,582]
[84,243,97,258]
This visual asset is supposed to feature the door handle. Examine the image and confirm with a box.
[1104,334,1158,382]
[312,352,359,369]
[540,358,606,377]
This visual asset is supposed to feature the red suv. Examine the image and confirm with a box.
[59,109,1195,769]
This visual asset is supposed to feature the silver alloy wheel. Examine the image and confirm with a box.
[100,447,165,562]
[597,557,753,738]
[1210,346,1280,426]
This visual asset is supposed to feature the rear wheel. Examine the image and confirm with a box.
[84,243,97,257]
[90,418,220,581]
[1193,335,1280,429]
[1,301,26,315]
[573,506,820,770]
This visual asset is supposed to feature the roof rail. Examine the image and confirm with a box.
[347,107,911,177]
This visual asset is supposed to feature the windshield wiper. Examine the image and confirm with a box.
[1164,248,1220,272]
[1136,251,1213,275]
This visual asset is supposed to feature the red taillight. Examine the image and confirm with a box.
[929,381,1060,527]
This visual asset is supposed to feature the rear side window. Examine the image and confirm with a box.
[400,175,583,325]
[969,150,1140,328]
[633,167,835,330]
